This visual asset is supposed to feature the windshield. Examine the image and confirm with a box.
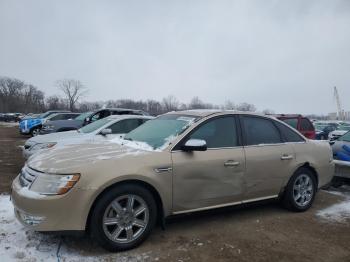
[339,131,350,142]
[337,125,350,131]
[124,114,199,149]
[46,113,59,120]
[75,112,92,121]
[79,117,111,133]
[314,123,328,130]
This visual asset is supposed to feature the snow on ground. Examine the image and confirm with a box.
[317,186,350,223]
[0,195,153,261]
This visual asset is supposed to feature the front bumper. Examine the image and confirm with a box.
[11,176,92,231]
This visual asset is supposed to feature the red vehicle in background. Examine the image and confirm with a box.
[271,114,316,139]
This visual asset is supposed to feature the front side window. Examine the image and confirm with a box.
[108,119,145,134]
[186,116,237,148]
[242,116,282,145]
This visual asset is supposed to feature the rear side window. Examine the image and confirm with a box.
[275,122,305,142]
[188,116,237,148]
[242,116,282,145]
[300,118,314,131]
[282,118,298,129]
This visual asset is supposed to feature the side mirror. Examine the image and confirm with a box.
[100,128,112,136]
[85,117,90,123]
[182,139,207,151]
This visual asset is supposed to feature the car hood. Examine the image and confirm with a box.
[27,130,85,144]
[27,141,157,174]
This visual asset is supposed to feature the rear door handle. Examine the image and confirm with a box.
[281,155,293,160]
[224,160,240,167]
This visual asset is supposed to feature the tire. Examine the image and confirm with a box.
[90,184,157,251]
[31,127,40,137]
[282,168,317,212]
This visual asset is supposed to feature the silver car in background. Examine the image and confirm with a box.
[23,115,154,158]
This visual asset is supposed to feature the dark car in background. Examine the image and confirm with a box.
[40,112,91,134]
[40,108,149,134]
[0,113,24,122]
[271,114,316,139]
[313,122,338,140]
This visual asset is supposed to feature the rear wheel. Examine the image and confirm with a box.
[90,184,157,251]
[282,168,316,212]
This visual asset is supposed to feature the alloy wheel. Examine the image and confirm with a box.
[102,194,149,244]
[293,174,314,207]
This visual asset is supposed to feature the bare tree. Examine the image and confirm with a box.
[0,76,45,113]
[223,100,235,110]
[188,96,204,109]
[262,108,275,115]
[162,95,179,112]
[56,79,88,112]
[46,95,67,110]
[236,102,256,112]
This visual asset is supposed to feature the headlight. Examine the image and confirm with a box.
[30,173,80,195]
[30,142,57,151]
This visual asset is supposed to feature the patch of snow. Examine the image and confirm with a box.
[111,137,160,152]
[317,190,350,223]
[0,195,154,261]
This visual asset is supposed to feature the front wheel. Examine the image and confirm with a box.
[282,168,317,212]
[31,127,40,136]
[90,184,157,251]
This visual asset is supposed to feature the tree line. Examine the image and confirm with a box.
[0,76,265,116]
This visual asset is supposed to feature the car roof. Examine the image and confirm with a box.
[98,108,144,112]
[106,114,154,120]
[165,109,271,118]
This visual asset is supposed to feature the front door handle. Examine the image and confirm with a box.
[281,155,293,160]
[224,160,240,167]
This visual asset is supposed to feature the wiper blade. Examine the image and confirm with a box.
[124,137,133,141]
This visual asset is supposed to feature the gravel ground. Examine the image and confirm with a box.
[1,123,349,262]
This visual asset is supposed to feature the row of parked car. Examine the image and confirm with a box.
[11,108,337,251]
[0,112,25,122]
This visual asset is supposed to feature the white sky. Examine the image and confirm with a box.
[0,0,349,114]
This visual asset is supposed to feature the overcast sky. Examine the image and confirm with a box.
[0,0,349,114]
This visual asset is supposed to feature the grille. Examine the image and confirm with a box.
[19,167,39,187]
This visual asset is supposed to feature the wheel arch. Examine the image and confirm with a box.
[280,162,319,196]
[85,179,165,232]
